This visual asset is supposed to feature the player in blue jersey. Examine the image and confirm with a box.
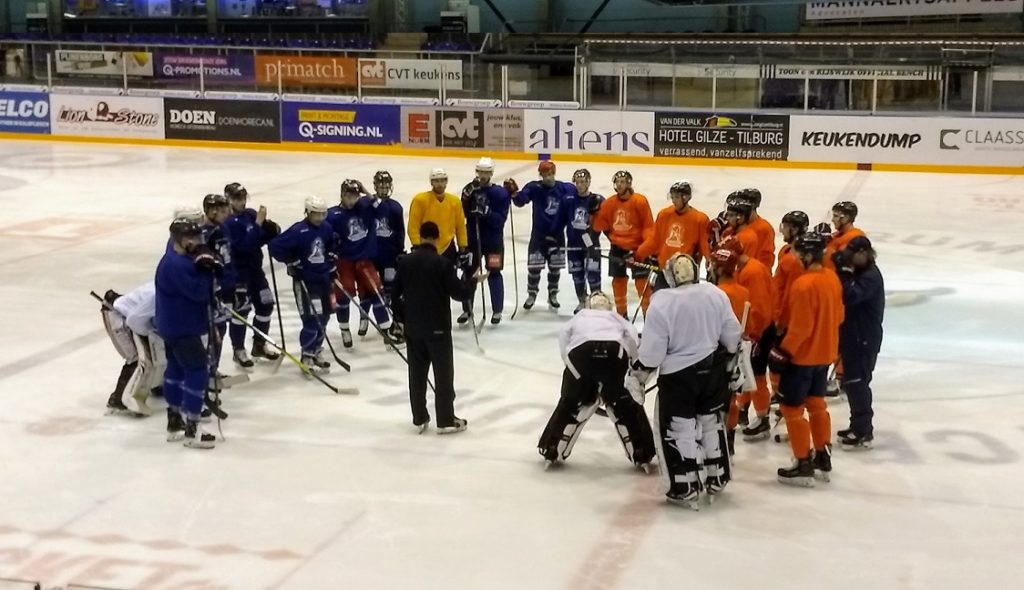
[327,179,392,348]
[505,160,574,311]
[200,193,236,410]
[560,169,605,314]
[223,182,281,369]
[268,195,337,373]
[458,157,511,326]
[155,218,218,449]
[371,170,407,344]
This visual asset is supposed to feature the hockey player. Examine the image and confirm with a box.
[833,236,884,450]
[327,179,392,348]
[155,218,218,449]
[739,188,776,269]
[709,247,752,454]
[592,171,655,317]
[636,181,710,270]
[407,168,469,265]
[637,253,742,507]
[722,193,760,262]
[559,169,605,313]
[268,196,337,373]
[505,160,574,310]
[200,194,234,387]
[773,211,809,334]
[769,233,844,486]
[459,157,511,325]
[537,291,655,470]
[718,236,775,442]
[824,201,866,271]
[371,170,407,344]
[223,182,281,369]
[100,282,163,416]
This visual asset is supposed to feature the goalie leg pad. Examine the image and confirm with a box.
[698,412,730,486]
[538,367,600,462]
[605,391,656,466]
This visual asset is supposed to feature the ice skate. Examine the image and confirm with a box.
[742,415,770,442]
[666,482,701,510]
[812,445,832,482]
[573,297,586,314]
[340,328,353,349]
[166,408,185,442]
[548,290,560,310]
[436,417,468,435]
[251,340,280,362]
[457,311,471,325]
[357,316,369,337]
[106,397,146,419]
[640,462,657,475]
[232,348,255,371]
[490,311,501,325]
[705,475,728,497]
[777,458,815,487]
[131,388,152,415]
[839,431,873,451]
[523,292,537,310]
[183,422,216,449]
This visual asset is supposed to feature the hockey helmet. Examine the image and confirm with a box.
[373,170,393,196]
[340,179,362,197]
[587,291,614,312]
[169,217,202,239]
[793,232,828,258]
[430,168,448,181]
[304,195,328,214]
[202,193,229,213]
[573,168,592,182]
[664,253,699,288]
[476,157,495,173]
[538,160,556,175]
[172,205,204,223]
[781,210,810,233]
[725,194,754,219]
[709,247,739,277]
[612,170,633,185]
[224,182,247,201]
[741,188,762,208]
[670,181,693,196]
[832,201,858,220]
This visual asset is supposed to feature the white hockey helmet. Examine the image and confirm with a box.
[172,205,204,223]
[304,195,328,214]
[664,253,699,288]
[587,291,614,311]
[475,157,494,173]
[430,168,448,181]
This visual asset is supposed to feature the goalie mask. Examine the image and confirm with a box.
[587,291,614,311]
[664,253,699,288]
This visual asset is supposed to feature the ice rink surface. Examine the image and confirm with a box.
[0,140,1022,590]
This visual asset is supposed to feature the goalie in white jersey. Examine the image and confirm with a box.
[100,282,164,416]
[537,291,656,470]
[636,253,742,509]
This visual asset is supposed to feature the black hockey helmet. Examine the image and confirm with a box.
[781,210,810,233]
[670,181,693,195]
[832,201,858,220]
[725,193,754,218]
[573,168,591,182]
[741,188,762,208]
[169,217,202,239]
[793,232,828,257]
[612,170,633,184]
[373,170,393,186]
[202,193,229,213]
[224,182,247,201]
[340,179,362,198]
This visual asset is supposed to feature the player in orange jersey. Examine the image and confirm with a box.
[718,236,775,443]
[739,188,776,269]
[592,171,655,317]
[709,245,751,456]
[773,211,809,334]
[722,194,759,263]
[769,233,844,487]
[824,201,866,271]
[635,181,710,271]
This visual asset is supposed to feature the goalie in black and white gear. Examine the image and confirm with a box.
[639,253,742,509]
[100,282,164,417]
[537,291,656,470]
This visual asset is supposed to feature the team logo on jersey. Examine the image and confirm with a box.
[545,195,560,216]
[613,209,632,232]
[376,217,393,238]
[217,242,232,264]
[571,206,590,231]
[666,223,683,248]
[348,218,369,242]
[309,237,325,264]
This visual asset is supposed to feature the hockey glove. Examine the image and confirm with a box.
[831,250,854,274]
[587,196,603,215]
[768,347,791,374]
[286,262,301,279]
[458,249,473,270]
[630,359,654,386]
[624,374,646,404]
[503,178,519,195]
[261,219,281,240]
[192,245,223,275]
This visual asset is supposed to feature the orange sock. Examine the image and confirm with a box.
[635,277,651,316]
[612,277,628,315]
[806,396,832,450]
[726,396,739,431]
[752,375,771,416]
[781,404,810,459]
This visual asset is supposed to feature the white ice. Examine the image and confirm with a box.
[0,141,1022,590]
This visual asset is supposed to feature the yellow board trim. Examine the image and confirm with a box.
[2,131,1022,176]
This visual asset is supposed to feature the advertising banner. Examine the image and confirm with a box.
[400,108,522,151]
[358,59,464,91]
[281,102,399,145]
[254,55,358,88]
[155,54,255,85]
[806,0,1023,21]
[0,91,50,134]
[523,110,654,156]
[164,98,279,143]
[49,94,164,139]
[760,64,941,81]
[788,115,1024,167]
[654,112,789,160]
[55,51,154,77]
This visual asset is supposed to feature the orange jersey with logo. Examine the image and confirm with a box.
[593,193,655,251]
[717,279,751,327]
[749,216,776,269]
[635,205,710,266]
[772,244,804,329]
[780,267,844,366]
[736,257,773,339]
[728,225,760,261]
[824,226,866,270]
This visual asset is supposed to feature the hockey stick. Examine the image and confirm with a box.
[206,283,226,439]
[226,307,357,395]
[297,279,351,372]
[333,278,436,394]
[267,254,287,353]
[509,209,520,320]
[474,218,488,335]
[629,274,655,325]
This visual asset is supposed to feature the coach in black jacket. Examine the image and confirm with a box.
[833,236,884,450]
[393,221,479,434]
